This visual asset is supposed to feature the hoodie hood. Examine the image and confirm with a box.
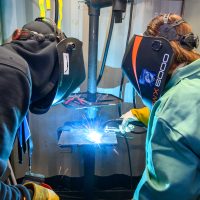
[8,19,85,114]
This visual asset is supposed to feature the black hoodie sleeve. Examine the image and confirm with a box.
[0,47,32,199]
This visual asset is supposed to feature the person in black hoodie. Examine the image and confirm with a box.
[0,17,85,199]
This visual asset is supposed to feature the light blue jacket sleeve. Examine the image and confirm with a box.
[134,118,200,200]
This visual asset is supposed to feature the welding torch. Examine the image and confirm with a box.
[102,118,147,135]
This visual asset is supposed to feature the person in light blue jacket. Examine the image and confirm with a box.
[122,13,200,200]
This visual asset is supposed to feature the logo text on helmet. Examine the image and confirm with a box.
[155,53,170,87]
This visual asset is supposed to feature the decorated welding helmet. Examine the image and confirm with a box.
[12,18,85,114]
[122,14,199,109]
[122,35,174,108]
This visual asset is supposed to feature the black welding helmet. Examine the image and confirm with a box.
[53,37,85,105]
[11,18,85,114]
[122,14,199,108]
[122,34,174,108]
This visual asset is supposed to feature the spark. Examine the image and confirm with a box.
[64,168,69,175]
[65,113,106,144]
[58,166,62,175]
[79,113,105,144]
[113,148,119,156]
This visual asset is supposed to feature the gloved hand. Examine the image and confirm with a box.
[24,182,59,200]
[120,107,150,134]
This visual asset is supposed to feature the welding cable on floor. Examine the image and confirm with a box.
[97,11,115,86]
[118,0,135,117]
[117,75,125,117]
[124,135,133,190]
[103,119,136,189]
[103,117,145,190]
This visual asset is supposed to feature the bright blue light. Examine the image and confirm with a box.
[86,129,102,143]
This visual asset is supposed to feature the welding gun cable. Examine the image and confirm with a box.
[125,1,134,49]
[118,0,134,96]
[124,136,133,190]
[129,130,146,134]
[118,73,125,117]
[102,118,123,126]
[102,119,146,128]
[118,0,135,116]
[97,12,115,86]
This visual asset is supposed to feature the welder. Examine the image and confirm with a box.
[0,18,85,199]
[121,13,200,199]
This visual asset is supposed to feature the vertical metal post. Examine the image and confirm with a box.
[0,0,3,44]
[87,5,100,95]
[86,5,100,119]
[83,145,96,200]
[84,4,100,200]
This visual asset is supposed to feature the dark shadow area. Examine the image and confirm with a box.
[18,174,141,200]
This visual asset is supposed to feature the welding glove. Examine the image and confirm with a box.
[120,107,150,134]
[24,182,59,200]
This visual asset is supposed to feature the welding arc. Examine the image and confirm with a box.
[97,12,115,86]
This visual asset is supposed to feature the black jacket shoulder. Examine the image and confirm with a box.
[0,46,31,84]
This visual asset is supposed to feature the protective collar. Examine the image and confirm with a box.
[122,34,174,108]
